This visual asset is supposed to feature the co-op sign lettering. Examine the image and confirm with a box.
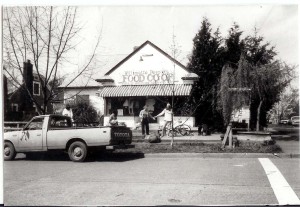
[122,70,174,83]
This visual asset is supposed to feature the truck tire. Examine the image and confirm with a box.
[4,141,16,161]
[68,141,87,162]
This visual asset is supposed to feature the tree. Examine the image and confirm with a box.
[219,64,235,126]
[220,55,295,131]
[243,29,279,129]
[224,23,245,66]
[73,102,98,124]
[187,17,224,129]
[219,27,286,130]
[244,28,276,66]
[3,6,101,115]
[268,87,299,123]
[251,61,294,130]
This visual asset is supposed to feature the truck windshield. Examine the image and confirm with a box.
[50,117,72,128]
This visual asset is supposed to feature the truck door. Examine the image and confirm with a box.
[18,117,44,151]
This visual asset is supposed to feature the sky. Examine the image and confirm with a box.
[1,3,299,86]
[59,4,298,86]
[74,5,298,65]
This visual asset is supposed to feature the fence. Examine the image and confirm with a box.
[4,121,28,132]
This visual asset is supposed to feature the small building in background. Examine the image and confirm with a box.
[5,60,53,121]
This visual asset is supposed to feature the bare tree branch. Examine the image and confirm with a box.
[3,6,103,116]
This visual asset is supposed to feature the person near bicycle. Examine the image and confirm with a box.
[139,105,155,138]
[154,103,173,137]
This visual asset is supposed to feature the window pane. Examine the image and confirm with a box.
[27,118,44,130]
[33,83,40,95]
[76,95,89,104]
[50,117,72,128]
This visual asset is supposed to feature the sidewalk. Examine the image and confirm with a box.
[159,133,221,143]
[132,130,222,143]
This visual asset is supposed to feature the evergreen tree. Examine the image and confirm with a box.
[244,28,277,66]
[243,29,278,129]
[187,17,224,129]
[224,23,245,67]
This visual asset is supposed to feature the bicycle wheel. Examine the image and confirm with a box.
[167,126,179,137]
[178,124,191,136]
[168,129,175,137]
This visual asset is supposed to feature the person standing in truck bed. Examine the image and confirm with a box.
[62,104,73,122]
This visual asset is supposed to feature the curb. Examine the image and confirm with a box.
[141,152,300,159]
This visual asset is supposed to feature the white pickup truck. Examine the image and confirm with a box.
[3,115,133,162]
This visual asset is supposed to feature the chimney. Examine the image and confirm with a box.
[23,60,33,92]
[23,60,33,110]
[3,75,8,115]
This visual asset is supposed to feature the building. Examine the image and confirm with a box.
[5,60,53,121]
[56,85,104,114]
[96,40,198,128]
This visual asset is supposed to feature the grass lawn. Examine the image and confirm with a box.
[116,141,282,154]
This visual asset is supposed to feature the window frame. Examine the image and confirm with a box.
[11,103,18,112]
[33,81,40,96]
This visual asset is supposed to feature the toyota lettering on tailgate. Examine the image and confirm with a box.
[114,132,130,138]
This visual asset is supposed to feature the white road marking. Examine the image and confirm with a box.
[259,158,300,205]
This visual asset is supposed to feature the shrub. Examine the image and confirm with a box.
[72,102,97,123]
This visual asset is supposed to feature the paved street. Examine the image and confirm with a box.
[4,153,300,206]
[276,140,300,155]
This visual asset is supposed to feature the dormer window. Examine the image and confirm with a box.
[33,81,40,96]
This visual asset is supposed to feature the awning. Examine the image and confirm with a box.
[98,84,192,97]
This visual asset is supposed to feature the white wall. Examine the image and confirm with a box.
[109,43,189,86]
[63,88,105,115]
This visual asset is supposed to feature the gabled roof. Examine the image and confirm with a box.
[105,40,190,75]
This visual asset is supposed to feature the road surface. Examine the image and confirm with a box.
[3,153,300,206]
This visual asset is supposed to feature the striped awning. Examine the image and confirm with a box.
[98,84,192,97]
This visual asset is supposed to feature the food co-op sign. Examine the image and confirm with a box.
[121,70,174,84]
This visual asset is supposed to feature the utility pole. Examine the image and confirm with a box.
[170,28,180,147]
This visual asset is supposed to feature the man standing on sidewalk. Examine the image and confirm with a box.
[139,105,155,138]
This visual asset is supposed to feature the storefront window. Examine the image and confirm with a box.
[105,96,188,118]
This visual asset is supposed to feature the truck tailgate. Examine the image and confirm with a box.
[110,126,132,145]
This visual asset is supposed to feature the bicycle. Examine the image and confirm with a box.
[160,120,191,137]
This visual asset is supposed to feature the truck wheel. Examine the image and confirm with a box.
[4,142,16,161]
[68,141,87,162]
